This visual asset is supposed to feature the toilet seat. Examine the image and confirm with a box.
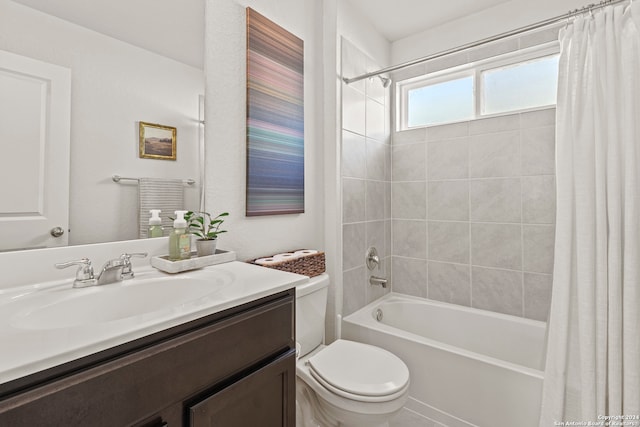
[307,340,410,403]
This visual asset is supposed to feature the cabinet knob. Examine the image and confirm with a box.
[50,226,65,237]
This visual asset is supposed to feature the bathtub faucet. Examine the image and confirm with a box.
[369,276,388,288]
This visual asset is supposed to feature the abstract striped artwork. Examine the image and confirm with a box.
[246,8,304,216]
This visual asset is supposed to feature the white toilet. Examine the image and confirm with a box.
[295,274,410,427]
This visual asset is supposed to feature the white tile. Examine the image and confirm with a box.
[428,221,469,264]
[428,138,468,180]
[343,266,366,315]
[428,181,469,221]
[384,219,392,258]
[524,273,553,321]
[343,223,366,271]
[468,114,520,135]
[469,130,520,177]
[366,58,386,104]
[384,182,392,220]
[393,128,427,145]
[341,130,366,178]
[522,175,556,224]
[520,108,556,128]
[366,180,386,221]
[384,143,392,181]
[343,178,365,223]
[426,121,469,141]
[342,84,366,135]
[428,261,471,306]
[523,225,555,274]
[521,126,555,175]
[393,220,427,259]
[366,139,386,181]
[366,98,385,142]
[389,407,434,427]
[393,182,427,220]
[392,143,426,181]
[470,178,521,223]
[367,255,391,302]
[472,266,523,316]
[341,38,366,94]
[366,220,386,261]
[471,223,522,270]
[391,256,427,298]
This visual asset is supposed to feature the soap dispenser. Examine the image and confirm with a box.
[169,210,191,261]
[148,210,164,238]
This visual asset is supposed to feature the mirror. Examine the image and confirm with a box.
[0,0,205,251]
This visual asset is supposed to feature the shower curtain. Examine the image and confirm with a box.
[539,2,640,425]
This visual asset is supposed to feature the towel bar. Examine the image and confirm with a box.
[112,175,196,185]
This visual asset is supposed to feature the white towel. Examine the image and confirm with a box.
[138,178,185,238]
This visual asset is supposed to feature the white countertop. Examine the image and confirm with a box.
[0,261,307,387]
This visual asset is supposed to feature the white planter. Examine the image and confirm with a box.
[195,239,217,257]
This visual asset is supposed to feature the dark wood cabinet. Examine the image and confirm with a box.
[0,289,295,427]
[189,351,295,427]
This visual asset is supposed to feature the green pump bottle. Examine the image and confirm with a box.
[169,210,191,260]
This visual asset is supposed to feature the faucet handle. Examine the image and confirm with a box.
[121,252,148,259]
[55,258,98,287]
[120,252,148,279]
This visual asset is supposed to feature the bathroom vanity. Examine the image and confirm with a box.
[0,260,304,426]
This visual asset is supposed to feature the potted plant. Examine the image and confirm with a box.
[185,211,229,256]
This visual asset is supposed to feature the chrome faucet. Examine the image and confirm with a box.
[369,276,388,288]
[54,258,97,288]
[55,253,148,288]
[119,253,148,279]
[96,257,126,285]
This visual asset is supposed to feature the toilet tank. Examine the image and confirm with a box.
[296,273,329,358]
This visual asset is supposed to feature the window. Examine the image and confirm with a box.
[482,55,559,115]
[397,44,559,130]
[407,75,474,127]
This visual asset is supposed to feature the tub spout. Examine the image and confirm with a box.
[370,276,388,288]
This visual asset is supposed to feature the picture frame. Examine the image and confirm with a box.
[139,121,176,160]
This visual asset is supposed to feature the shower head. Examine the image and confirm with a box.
[378,76,391,88]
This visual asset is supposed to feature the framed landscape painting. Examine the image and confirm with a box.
[139,121,176,160]
[246,8,304,216]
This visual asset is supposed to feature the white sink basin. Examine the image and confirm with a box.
[10,275,229,330]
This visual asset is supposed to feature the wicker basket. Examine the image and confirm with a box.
[248,250,325,277]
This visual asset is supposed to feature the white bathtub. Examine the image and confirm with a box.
[341,293,546,427]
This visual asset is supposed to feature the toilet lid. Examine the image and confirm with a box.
[307,340,409,398]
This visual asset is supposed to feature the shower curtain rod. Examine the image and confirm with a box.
[342,0,629,85]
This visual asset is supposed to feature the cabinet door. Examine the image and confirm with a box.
[189,350,296,427]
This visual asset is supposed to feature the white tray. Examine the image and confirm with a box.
[151,249,237,273]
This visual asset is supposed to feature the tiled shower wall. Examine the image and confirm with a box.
[388,28,560,322]
[390,110,556,321]
[341,38,392,316]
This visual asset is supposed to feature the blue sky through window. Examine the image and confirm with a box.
[482,55,559,115]
[407,76,474,127]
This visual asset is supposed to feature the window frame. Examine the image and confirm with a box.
[396,42,560,131]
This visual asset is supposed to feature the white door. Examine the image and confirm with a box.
[0,50,71,251]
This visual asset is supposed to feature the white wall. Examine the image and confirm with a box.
[338,0,391,68]
[203,0,324,261]
[392,0,595,64]
[0,0,203,245]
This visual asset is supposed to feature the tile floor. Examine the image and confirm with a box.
[389,408,447,427]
